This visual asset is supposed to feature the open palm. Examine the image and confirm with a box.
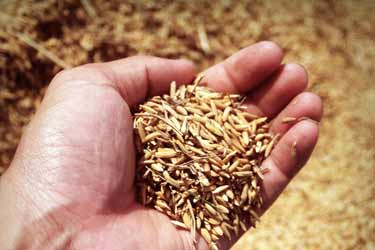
[0,42,322,250]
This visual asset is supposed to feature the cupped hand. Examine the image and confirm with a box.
[0,41,322,250]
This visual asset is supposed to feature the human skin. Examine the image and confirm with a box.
[0,41,323,250]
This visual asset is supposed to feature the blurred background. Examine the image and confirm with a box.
[0,0,374,249]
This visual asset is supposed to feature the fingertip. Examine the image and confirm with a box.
[237,41,284,70]
[261,118,320,209]
[282,63,308,89]
[296,119,320,140]
[270,118,319,180]
[295,92,323,121]
[256,41,284,63]
[294,119,320,160]
[175,59,197,83]
[177,58,196,68]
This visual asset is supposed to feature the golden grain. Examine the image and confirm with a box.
[155,148,177,158]
[213,225,224,236]
[201,228,212,243]
[183,212,192,228]
[151,163,164,172]
[170,81,177,99]
[216,204,230,214]
[241,183,249,204]
[134,79,275,249]
[265,134,279,157]
[205,203,217,216]
[282,116,297,123]
[171,220,189,229]
[212,185,229,194]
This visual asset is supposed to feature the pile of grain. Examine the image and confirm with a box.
[134,78,276,249]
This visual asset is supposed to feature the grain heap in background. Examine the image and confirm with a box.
[133,76,277,250]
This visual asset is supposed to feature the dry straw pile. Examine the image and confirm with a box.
[134,76,277,249]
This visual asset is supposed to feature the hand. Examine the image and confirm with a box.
[0,41,322,250]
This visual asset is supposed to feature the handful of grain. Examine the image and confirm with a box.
[134,75,276,250]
